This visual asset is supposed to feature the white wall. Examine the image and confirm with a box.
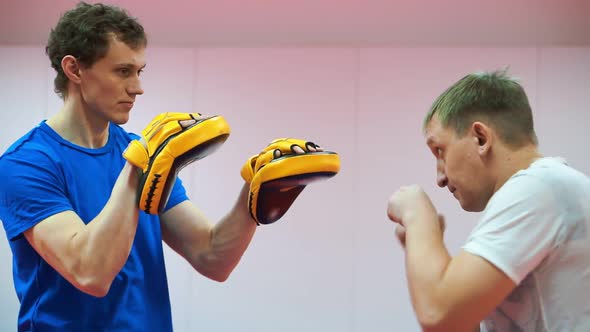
[0,46,588,331]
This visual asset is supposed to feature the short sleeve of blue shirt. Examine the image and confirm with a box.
[0,139,73,240]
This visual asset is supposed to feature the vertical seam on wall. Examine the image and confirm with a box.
[351,46,361,332]
[535,46,541,148]
[192,47,199,128]
[44,47,51,119]
[191,47,198,197]
[188,46,198,332]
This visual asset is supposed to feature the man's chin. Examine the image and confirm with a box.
[112,114,130,125]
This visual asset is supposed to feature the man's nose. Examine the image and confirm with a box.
[128,77,144,96]
[437,161,447,187]
[437,171,448,188]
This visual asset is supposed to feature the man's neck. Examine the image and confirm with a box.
[492,144,543,193]
[46,95,110,149]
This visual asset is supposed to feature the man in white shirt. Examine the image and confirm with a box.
[387,69,590,332]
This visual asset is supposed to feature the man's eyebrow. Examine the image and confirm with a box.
[116,63,146,69]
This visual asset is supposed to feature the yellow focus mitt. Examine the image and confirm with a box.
[241,138,340,225]
[124,112,230,214]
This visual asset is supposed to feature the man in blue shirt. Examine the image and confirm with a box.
[0,2,256,331]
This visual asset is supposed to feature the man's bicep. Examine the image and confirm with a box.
[440,250,516,329]
[24,211,86,282]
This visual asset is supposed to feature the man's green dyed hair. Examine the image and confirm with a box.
[423,69,538,147]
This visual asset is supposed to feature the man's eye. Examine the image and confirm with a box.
[119,68,130,76]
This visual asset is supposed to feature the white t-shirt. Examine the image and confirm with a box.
[463,157,590,332]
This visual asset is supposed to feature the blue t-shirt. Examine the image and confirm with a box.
[0,121,188,332]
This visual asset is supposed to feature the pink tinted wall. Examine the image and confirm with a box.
[0,46,588,331]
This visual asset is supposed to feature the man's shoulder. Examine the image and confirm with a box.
[517,157,590,192]
[1,125,50,161]
[488,157,586,218]
[502,157,571,189]
[0,124,65,177]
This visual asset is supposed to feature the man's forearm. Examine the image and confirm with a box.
[200,184,257,281]
[73,162,140,292]
[404,214,451,328]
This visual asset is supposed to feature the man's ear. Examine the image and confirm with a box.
[471,121,493,156]
[61,55,82,84]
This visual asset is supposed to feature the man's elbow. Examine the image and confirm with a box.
[416,307,447,332]
[207,271,231,283]
[199,265,232,282]
[72,274,112,298]
[417,309,478,332]
[193,253,235,282]
[420,321,450,332]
